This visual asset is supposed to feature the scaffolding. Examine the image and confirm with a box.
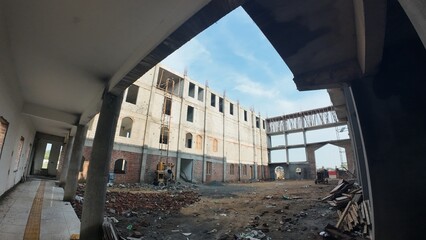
[156,72,176,186]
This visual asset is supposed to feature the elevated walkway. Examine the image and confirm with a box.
[0,178,80,240]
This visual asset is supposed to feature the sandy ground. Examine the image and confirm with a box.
[84,179,339,240]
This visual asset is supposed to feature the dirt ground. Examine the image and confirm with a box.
[73,179,339,240]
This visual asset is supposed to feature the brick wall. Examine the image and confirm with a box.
[205,161,223,183]
[192,159,203,183]
[226,163,240,182]
[143,154,177,184]
[81,147,142,183]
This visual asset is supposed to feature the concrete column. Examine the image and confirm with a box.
[175,85,185,182]
[399,0,426,48]
[63,125,88,201]
[347,5,426,238]
[139,69,157,183]
[201,86,208,183]
[59,136,75,187]
[237,102,241,181]
[80,92,123,240]
[222,95,226,182]
[284,133,289,163]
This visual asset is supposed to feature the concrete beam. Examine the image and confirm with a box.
[22,102,79,125]
[293,59,362,91]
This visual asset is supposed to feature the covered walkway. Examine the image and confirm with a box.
[0,178,80,240]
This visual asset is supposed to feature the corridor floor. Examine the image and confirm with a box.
[0,178,80,240]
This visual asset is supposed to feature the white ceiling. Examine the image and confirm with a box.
[2,0,210,137]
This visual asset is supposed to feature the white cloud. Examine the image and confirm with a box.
[232,73,279,98]
[161,38,211,73]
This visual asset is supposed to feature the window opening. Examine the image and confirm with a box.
[263,120,266,129]
[187,106,194,122]
[219,97,224,113]
[126,84,139,104]
[230,103,234,115]
[188,82,195,97]
[198,87,204,101]
[244,110,248,121]
[185,133,193,148]
[157,68,184,96]
[163,97,172,115]
[256,117,260,128]
[114,159,127,174]
[119,117,133,138]
[159,127,169,144]
[211,93,216,107]
[42,143,52,169]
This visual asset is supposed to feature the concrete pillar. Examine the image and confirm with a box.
[139,69,157,183]
[59,136,75,187]
[80,92,123,240]
[346,4,426,238]
[63,125,88,201]
[202,86,208,183]
[399,0,426,48]
[47,143,61,176]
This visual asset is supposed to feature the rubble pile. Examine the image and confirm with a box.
[108,182,199,192]
[321,179,372,239]
[71,184,200,219]
[105,191,200,215]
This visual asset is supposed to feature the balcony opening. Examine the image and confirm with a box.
[157,68,184,96]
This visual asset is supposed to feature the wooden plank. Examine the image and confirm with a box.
[321,194,333,202]
[363,201,371,226]
[336,201,352,229]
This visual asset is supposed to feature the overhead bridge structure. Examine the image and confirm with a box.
[266,106,355,179]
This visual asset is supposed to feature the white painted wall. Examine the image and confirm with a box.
[0,9,36,196]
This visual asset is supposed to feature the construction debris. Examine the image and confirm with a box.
[321,179,372,239]
[235,229,271,240]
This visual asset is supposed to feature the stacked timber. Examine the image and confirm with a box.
[321,179,372,239]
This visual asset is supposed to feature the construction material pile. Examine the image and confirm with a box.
[72,184,201,239]
[321,179,372,239]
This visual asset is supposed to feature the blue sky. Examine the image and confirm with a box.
[161,7,347,168]
[162,7,331,118]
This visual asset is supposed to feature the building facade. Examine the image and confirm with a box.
[82,65,269,184]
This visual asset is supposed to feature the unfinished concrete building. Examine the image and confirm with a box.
[82,65,268,184]
[1,1,425,239]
